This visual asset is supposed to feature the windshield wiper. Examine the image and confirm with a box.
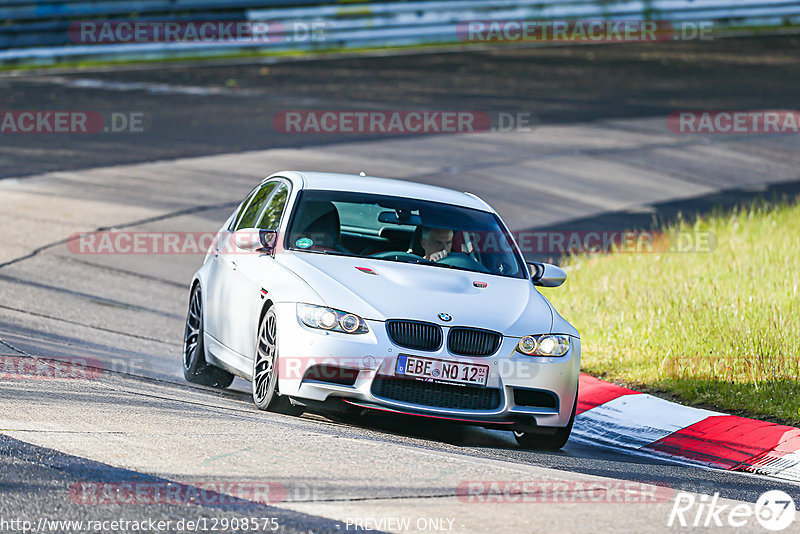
[289,247,355,257]
[382,256,462,270]
[397,258,428,264]
[423,261,462,271]
[304,250,485,274]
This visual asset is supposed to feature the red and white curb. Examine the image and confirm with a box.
[573,374,800,482]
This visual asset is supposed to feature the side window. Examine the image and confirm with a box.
[257,183,289,230]
[234,182,277,231]
[229,188,258,231]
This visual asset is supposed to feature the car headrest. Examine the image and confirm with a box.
[409,226,425,256]
[293,201,341,248]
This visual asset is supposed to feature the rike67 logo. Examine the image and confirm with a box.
[669,490,796,531]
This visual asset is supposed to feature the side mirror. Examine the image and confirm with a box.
[528,262,567,287]
[232,228,278,254]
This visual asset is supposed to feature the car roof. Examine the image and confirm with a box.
[267,171,494,212]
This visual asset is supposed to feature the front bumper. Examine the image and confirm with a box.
[273,302,580,429]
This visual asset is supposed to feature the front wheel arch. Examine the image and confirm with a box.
[253,298,274,361]
[251,306,304,416]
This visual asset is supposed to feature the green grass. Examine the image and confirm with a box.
[543,200,800,425]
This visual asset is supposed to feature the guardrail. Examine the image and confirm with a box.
[2,0,800,65]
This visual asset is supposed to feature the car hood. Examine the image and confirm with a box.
[276,252,554,336]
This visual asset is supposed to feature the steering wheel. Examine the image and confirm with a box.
[437,252,490,273]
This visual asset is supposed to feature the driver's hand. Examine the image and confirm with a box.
[429,250,449,262]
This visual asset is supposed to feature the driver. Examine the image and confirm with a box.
[420,227,453,262]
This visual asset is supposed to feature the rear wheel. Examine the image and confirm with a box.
[252,308,304,416]
[514,387,577,451]
[183,285,235,388]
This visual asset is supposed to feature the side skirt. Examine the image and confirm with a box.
[204,332,253,381]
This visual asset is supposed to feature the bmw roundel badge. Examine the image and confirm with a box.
[438,313,452,322]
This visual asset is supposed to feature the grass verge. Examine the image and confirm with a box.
[543,199,800,425]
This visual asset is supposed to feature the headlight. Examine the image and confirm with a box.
[517,334,570,357]
[297,304,369,334]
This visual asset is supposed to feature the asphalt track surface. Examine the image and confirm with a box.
[2,34,800,179]
[1,35,800,532]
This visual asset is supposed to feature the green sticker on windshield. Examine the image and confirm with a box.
[296,237,313,249]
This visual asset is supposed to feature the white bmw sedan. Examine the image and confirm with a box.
[184,171,580,449]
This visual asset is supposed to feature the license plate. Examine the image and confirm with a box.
[395,355,489,387]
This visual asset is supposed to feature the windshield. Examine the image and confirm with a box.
[285,190,527,279]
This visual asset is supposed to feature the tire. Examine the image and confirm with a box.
[252,308,305,416]
[514,386,578,451]
[183,285,235,388]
